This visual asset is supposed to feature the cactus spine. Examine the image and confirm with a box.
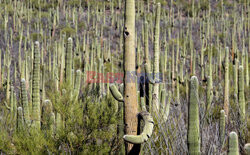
[32,41,41,129]
[228,132,239,155]
[187,76,200,155]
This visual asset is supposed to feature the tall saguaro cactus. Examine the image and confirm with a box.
[123,0,138,153]
[238,66,245,120]
[187,76,200,155]
[152,3,161,112]
[144,21,152,111]
[224,47,229,118]
[65,37,73,85]
[32,41,41,129]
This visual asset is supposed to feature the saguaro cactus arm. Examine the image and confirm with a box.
[110,84,124,102]
[123,111,154,144]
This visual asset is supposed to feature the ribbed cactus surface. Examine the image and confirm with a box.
[228,132,239,155]
[32,41,41,129]
[187,76,200,155]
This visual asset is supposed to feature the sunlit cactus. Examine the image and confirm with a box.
[238,65,245,120]
[65,37,73,85]
[219,110,225,146]
[228,132,239,155]
[206,76,213,116]
[244,143,250,155]
[21,78,30,126]
[32,41,41,129]
[152,3,161,113]
[224,47,229,118]
[187,76,200,155]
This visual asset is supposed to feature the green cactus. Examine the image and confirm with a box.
[65,37,73,85]
[219,110,225,146]
[228,132,239,155]
[17,107,24,132]
[0,49,2,89]
[238,65,245,120]
[200,40,205,81]
[245,50,249,87]
[164,90,172,121]
[11,86,17,121]
[206,76,213,116]
[224,47,229,118]
[192,50,196,75]
[32,41,41,129]
[21,78,30,126]
[187,76,200,155]
[6,60,10,102]
[110,84,123,102]
[152,3,161,113]
[140,97,146,111]
[123,111,154,144]
[233,59,238,102]
[74,69,81,101]
[160,89,166,118]
[176,76,180,105]
[42,100,55,136]
[244,143,250,154]
[56,112,63,133]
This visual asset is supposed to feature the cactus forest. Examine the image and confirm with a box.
[0,0,249,154]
